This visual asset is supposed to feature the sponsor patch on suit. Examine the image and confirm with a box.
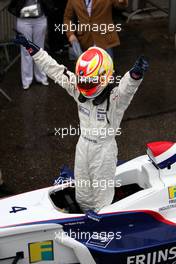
[79,105,90,116]
[97,108,106,121]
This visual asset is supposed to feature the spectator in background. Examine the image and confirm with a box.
[8,0,55,90]
[47,0,68,54]
[64,0,128,58]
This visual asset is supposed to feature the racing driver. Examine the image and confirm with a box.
[14,32,149,213]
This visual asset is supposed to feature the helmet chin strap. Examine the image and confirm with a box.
[78,93,87,103]
[78,82,116,124]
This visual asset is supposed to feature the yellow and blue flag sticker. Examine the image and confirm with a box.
[168,186,176,200]
[29,240,54,263]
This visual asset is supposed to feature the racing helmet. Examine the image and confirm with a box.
[76,47,114,99]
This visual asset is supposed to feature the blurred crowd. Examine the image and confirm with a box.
[8,0,128,89]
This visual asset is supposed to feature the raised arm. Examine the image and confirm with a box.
[32,50,78,99]
[13,32,79,100]
[116,72,142,113]
[112,56,149,112]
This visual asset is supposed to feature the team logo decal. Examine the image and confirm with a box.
[28,240,54,263]
[168,186,176,200]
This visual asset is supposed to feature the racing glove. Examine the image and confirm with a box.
[13,30,40,56]
[130,56,149,80]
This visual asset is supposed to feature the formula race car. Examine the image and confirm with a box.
[0,141,176,264]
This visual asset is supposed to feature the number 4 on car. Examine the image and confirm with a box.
[0,141,176,264]
[10,206,27,213]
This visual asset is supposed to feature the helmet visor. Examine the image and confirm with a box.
[77,76,101,97]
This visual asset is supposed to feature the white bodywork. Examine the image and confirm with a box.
[0,154,176,263]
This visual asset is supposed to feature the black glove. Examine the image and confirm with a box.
[130,56,149,80]
[13,30,40,56]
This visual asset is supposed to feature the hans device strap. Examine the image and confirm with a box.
[78,82,116,124]
[78,82,116,107]
[93,82,115,108]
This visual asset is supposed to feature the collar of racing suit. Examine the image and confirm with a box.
[78,82,116,124]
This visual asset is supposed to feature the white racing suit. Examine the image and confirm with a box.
[33,49,142,212]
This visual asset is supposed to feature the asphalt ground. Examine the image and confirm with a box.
[0,18,176,194]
